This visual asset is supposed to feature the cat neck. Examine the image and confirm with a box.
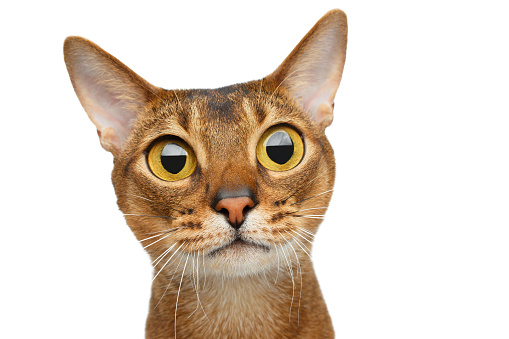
[145,256,334,338]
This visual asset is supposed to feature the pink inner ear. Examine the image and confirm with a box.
[75,71,137,151]
[288,35,344,125]
[299,75,340,120]
[65,36,157,155]
[270,11,347,128]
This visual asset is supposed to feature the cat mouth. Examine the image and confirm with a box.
[208,237,270,257]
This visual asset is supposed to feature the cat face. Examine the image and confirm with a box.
[64,10,347,278]
[112,84,336,276]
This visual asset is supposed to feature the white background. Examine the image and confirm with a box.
[1,0,508,338]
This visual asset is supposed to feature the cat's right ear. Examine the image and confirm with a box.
[64,37,161,156]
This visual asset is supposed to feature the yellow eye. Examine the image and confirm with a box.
[256,125,304,171]
[148,138,197,181]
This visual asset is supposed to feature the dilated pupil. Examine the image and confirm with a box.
[161,143,187,174]
[266,131,294,165]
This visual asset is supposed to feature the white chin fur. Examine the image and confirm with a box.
[205,242,277,277]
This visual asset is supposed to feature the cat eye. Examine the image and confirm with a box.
[147,138,197,181]
[256,125,304,171]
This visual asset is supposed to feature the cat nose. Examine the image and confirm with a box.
[214,196,255,229]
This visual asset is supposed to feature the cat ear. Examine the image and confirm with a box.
[64,36,161,156]
[267,9,347,129]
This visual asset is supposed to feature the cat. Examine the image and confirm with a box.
[64,9,347,339]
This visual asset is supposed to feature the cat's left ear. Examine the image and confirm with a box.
[64,37,161,156]
[267,9,347,130]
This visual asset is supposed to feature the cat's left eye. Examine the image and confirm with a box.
[147,138,197,181]
[256,125,304,171]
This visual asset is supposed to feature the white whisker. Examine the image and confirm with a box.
[289,230,313,254]
[288,242,303,326]
[292,229,314,246]
[175,252,190,339]
[292,228,315,242]
[152,243,177,266]
[143,232,174,249]
[188,245,208,320]
[274,244,281,285]
[202,249,207,285]
[288,232,312,260]
[188,256,199,318]
[153,242,187,310]
[295,226,316,238]
[139,232,171,243]
[298,216,325,220]
[297,207,328,212]
[169,247,186,284]
[139,227,185,243]
[140,230,174,236]
[293,232,314,248]
[278,234,295,322]
[153,242,185,282]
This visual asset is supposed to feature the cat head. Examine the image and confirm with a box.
[64,10,347,277]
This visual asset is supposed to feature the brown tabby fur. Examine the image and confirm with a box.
[64,9,347,339]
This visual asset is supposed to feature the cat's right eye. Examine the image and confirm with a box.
[147,138,197,181]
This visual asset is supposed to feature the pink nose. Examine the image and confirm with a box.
[215,196,255,227]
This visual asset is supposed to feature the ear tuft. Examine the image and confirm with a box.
[64,36,160,156]
[267,9,348,129]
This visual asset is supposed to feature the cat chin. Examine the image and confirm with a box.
[205,241,277,277]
